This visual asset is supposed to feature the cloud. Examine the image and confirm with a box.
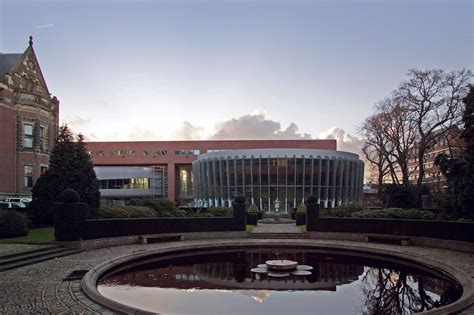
[319,127,363,155]
[210,112,312,140]
[172,121,205,140]
[34,24,55,29]
[127,128,162,141]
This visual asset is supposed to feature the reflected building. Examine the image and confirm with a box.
[193,149,364,210]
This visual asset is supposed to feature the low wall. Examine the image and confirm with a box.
[308,217,474,243]
[54,202,246,241]
[81,216,244,240]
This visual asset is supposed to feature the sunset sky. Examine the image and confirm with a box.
[1,0,472,154]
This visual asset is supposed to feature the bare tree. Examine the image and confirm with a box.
[377,98,418,186]
[395,69,472,205]
[360,112,394,192]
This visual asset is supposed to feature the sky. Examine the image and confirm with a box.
[0,0,472,154]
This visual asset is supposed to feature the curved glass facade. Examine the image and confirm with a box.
[192,149,364,211]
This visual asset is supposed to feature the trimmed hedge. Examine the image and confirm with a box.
[95,205,156,219]
[55,201,247,240]
[352,208,434,220]
[205,207,232,217]
[307,217,474,242]
[0,210,28,238]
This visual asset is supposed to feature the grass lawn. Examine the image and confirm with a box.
[0,227,54,245]
[297,224,307,232]
[246,224,256,232]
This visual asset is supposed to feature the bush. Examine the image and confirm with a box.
[234,196,246,204]
[321,203,364,218]
[0,210,29,238]
[142,199,186,217]
[380,184,418,208]
[127,198,145,206]
[351,208,435,220]
[306,195,318,205]
[95,205,156,219]
[59,188,80,203]
[247,203,260,212]
[297,203,307,213]
[206,207,232,217]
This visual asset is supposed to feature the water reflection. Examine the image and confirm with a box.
[98,249,460,314]
[361,267,462,315]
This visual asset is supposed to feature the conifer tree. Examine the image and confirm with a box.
[29,125,100,224]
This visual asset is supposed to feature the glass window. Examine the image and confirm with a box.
[23,124,34,148]
[24,165,34,187]
[24,124,33,136]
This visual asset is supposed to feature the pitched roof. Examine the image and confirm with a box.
[0,53,23,80]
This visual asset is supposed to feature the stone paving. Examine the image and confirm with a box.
[251,222,302,234]
[0,244,51,257]
[0,237,473,314]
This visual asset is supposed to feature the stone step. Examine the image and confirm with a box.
[0,247,71,266]
[0,245,59,260]
[0,248,82,272]
[250,233,305,239]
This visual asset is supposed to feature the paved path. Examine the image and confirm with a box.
[0,239,473,314]
[251,222,302,234]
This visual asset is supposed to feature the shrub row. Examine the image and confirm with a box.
[351,208,434,220]
[95,206,156,219]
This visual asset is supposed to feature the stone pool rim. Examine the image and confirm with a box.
[81,239,474,315]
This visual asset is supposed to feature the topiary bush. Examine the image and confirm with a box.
[0,210,29,238]
[234,196,246,204]
[297,203,307,213]
[247,203,260,212]
[306,195,318,205]
[95,205,157,219]
[351,208,435,220]
[59,188,80,203]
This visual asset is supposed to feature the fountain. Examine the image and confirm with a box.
[251,259,313,277]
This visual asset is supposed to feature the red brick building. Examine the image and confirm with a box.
[0,37,59,198]
[86,140,340,205]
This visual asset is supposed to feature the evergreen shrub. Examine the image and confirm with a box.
[297,203,307,213]
[0,210,29,238]
[351,208,434,220]
[59,189,80,203]
[247,203,260,212]
[95,206,156,219]
[206,207,232,217]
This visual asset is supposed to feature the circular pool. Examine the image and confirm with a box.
[84,241,469,314]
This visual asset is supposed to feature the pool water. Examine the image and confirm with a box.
[97,248,461,315]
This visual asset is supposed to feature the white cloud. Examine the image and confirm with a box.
[34,24,55,29]
[210,112,312,140]
[319,127,363,155]
[172,121,205,140]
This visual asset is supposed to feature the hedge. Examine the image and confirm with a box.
[55,202,247,240]
[307,217,474,242]
[351,208,435,220]
[95,205,157,219]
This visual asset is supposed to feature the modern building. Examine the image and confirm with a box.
[0,37,59,199]
[86,140,364,209]
[193,149,364,211]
